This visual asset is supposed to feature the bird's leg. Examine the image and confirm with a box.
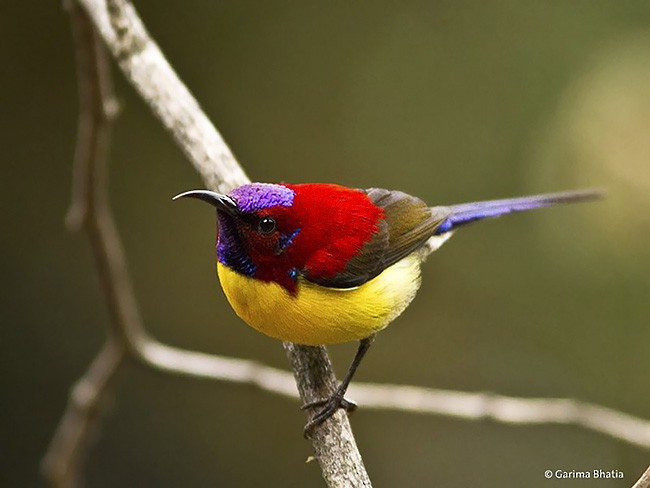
[302,335,375,437]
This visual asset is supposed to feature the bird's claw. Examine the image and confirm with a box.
[301,394,357,438]
[301,395,357,412]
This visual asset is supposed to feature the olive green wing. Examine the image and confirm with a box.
[305,189,450,288]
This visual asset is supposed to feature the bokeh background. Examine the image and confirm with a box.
[3,1,650,486]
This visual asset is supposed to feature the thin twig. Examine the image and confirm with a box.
[348,384,650,451]
[42,341,126,488]
[42,2,123,486]
[83,333,650,452]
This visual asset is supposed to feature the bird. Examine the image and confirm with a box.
[173,183,602,436]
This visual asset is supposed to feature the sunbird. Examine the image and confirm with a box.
[174,183,601,435]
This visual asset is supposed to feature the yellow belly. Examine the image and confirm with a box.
[217,255,422,345]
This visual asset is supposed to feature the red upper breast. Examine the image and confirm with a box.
[284,184,384,280]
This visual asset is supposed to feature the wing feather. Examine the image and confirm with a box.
[305,189,449,288]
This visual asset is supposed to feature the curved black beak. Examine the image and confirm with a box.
[172,190,241,217]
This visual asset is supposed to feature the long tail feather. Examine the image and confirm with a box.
[434,188,604,235]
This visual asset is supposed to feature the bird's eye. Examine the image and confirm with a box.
[257,216,276,234]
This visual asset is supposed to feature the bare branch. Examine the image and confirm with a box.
[92,335,650,452]
[134,338,299,396]
[284,343,372,487]
[103,0,249,194]
[633,465,650,488]
[42,341,126,488]
[348,384,650,451]
[42,2,123,486]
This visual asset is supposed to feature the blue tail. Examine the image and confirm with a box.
[434,189,603,235]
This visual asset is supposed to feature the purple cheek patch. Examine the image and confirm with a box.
[230,183,295,212]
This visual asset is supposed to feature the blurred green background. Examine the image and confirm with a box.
[3,1,650,486]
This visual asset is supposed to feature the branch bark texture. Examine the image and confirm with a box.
[634,465,650,488]
[285,343,372,487]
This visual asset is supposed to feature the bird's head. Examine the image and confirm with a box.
[174,183,384,294]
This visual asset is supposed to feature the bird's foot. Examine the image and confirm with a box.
[301,393,357,438]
